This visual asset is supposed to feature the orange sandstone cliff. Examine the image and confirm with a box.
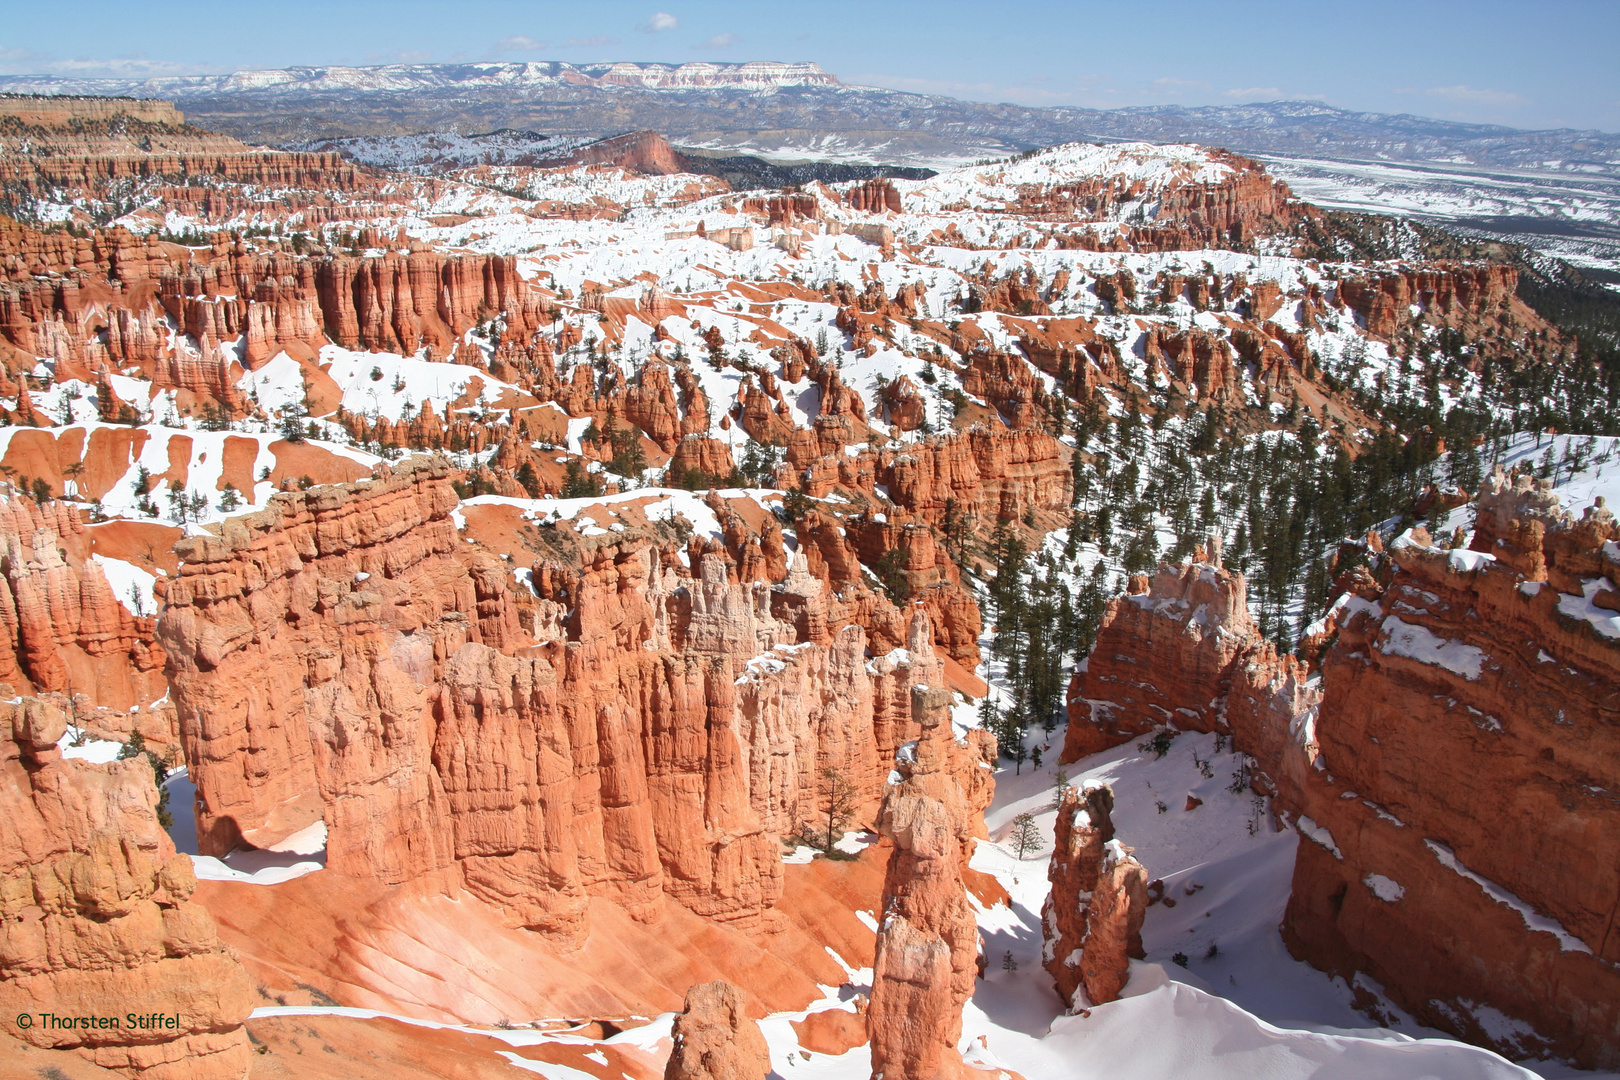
[1281,477,1620,1068]
[1061,474,1620,1067]
[0,696,254,1079]
[151,457,958,999]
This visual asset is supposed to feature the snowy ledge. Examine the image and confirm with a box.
[190,821,327,886]
[1294,814,1342,860]
[1378,615,1487,680]
[1556,580,1620,641]
[1425,840,1592,956]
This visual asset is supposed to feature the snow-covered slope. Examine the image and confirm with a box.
[1261,155,1620,277]
[900,141,1238,215]
[289,130,594,173]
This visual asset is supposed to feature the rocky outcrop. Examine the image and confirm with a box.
[1041,782,1147,1008]
[0,151,358,200]
[0,498,168,715]
[668,436,738,484]
[866,685,994,1080]
[841,179,902,215]
[663,980,770,1080]
[1281,485,1620,1068]
[996,146,1307,252]
[0,695,255,1079]
[1337,264,1518,341]
[845,513,982,664]
[2,222,542,396]
[157,458,953,947]
[1061,541,1259,762]
[565,131,687,176]
[0,95,187,126]
[1071,476,1620,1066]
[1079,840,1149,1006]
[791,424,1072,533]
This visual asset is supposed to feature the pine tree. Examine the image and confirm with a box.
[279,400,309,444]
[1050,768,1074,810]
[810,765,860,854]
[561,460,602,499]
[515,461,541,497]
[1008,812,1043,860]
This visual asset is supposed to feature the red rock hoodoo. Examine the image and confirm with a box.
[663,979,770,1080]
[1041,782,1148,1008]
[0,696,255,1079]
[866,684,996,1080]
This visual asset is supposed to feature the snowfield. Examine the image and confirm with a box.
[953,726,1598,1080]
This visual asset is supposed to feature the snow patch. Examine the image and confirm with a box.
[1379,615,1487,680]
[1364,873,1406,903]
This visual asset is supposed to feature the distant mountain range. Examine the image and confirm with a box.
[3,61,1614,171]
[5,61,1618,275]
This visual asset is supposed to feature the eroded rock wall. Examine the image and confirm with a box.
[1064,475,1620,1066]
[156,458,951,943]
[0,696,254,1080]
[1282,493,1620,1068]
[1061,542,1259,763]
[0,498,169,717]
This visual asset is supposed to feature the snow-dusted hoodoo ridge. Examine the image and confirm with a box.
[0,94,1613,1079]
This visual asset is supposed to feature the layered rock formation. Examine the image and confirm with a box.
[1041,782,1148,1008]
[1061,540,1261,763]
[0,695,254,1079]
[790,424,1072,534]
[1281,477,1620,1068]
[1064,475,1620,1067]
[866,685,995,1080]
[1,226,542,382]
[156,456,953,943]
[955,145,1308,253]
[0,96,187,126]
[663,979,770,1080]
[0,498,169,717]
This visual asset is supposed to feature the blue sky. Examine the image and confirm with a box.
[2,0,1616,132]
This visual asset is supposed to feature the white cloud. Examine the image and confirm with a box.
[850,72,1100,107]
[641,12,678,32]
[695,32,738,50]
[1403,84,1526,107]
[0,50,224,78]
[494,36,547,53]
[1223,86,1282,99]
